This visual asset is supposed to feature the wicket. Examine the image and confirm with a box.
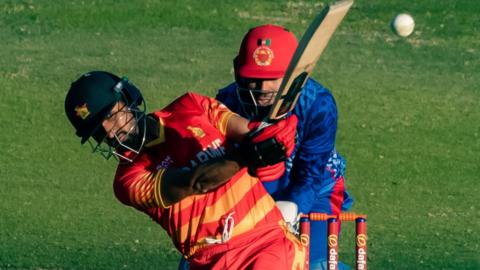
[299,212,368,270]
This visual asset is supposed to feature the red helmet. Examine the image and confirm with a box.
[234,24,298,79]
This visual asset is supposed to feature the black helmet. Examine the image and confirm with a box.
[65,71,143,144]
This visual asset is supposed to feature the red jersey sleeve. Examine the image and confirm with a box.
[166,92,235,136]
[194,93,235,136]
[113,154,168,211]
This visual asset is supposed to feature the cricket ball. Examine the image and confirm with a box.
[391,13,415,37]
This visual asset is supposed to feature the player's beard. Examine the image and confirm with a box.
[111,114,144,153]
[89,111,160,162]
[114,114,158,150]
[236,87,275,120]
[94,110,147,162]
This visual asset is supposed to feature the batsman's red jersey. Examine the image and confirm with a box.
[113,92,305,270]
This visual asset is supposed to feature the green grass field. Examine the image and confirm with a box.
[1,0,479,269]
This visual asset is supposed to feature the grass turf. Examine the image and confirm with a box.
[0,0,478,269]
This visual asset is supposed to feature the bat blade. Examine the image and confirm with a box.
[267,0,354,121]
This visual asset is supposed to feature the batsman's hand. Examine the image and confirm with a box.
[242,114,298,177]
[191,158,241,193]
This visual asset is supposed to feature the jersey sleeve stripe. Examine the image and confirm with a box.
[154,169,170,209]
[125,170,169,210]
[217,111,235,136]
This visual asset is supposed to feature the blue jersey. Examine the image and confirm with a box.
[217,78,352,214]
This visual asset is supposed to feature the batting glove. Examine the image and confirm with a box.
[241,114,298,179]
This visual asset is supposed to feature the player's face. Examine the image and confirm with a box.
[88,99,147,162]
[102,101,137,144]
[236,77,283,120]
[240,78,283,106]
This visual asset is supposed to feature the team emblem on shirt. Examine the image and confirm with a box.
[253,38,274,66]
[74,103,90,120]
[187,126,205,138]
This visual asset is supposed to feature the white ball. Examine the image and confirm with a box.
[391,13,415,37]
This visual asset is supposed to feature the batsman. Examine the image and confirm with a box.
[64,71,305,269]
[216,24,353,269]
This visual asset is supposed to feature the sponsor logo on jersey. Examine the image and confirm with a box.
[75,103,90,120]
[156,155,174,170]
[183,138,226,169]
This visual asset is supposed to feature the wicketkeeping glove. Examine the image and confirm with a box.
[241,114,298,179]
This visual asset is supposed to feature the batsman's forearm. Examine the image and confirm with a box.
[160,168,199,206]
[160,154,246,206]
[226,114,250,142]
[190,153,245,192]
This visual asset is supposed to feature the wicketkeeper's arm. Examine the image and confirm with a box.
[286,93,337,214]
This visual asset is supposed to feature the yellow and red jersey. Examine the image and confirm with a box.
[112,92,293,259]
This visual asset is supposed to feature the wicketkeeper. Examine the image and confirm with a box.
[216,24,353,269]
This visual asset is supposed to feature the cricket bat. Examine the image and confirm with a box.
[267,0,354,121]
